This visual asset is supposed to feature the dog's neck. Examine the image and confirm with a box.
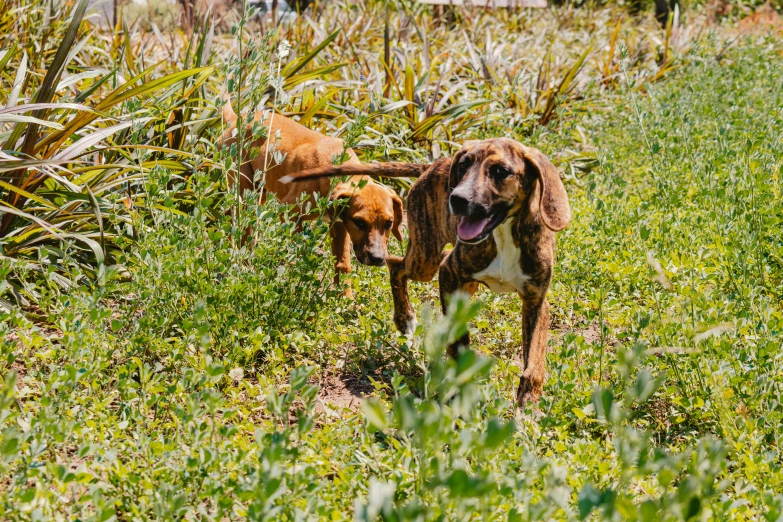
[470,217,532,294]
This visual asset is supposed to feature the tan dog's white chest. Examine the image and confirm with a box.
[471,220,530,293]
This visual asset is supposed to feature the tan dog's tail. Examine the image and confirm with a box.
[221,88,238,124]
[280,162,428,184]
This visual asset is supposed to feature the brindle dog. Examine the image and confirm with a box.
[281,139,571,405]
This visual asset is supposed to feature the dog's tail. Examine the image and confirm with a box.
[280,162,429,184]
[221,89,238,124]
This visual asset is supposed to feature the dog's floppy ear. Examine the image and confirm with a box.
[388,187,404,242]
[523,147,571,232]
[327,183,354,223]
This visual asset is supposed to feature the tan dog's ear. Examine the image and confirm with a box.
[388,188,404,242]
[328,183,353,223]
[523,147,571,232]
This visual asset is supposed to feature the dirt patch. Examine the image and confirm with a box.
[738,3,783,35]
[551,316,610,346]
[581,322,602,345]
[316,372,375,412]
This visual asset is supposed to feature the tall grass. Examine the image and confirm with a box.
[0,0,217,308]
[0,0,352,307]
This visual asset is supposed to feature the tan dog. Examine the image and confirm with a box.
[221,104,404,295]
[282,138,571,406]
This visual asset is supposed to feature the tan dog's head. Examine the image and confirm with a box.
[448,138,571,244]
[330,180,403,266]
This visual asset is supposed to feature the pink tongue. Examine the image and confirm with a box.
[457,216,490,241]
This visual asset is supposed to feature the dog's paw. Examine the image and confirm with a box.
[516,383,543,422]
[516,373,543,407]
[393,310,417,339]
[516,390,541,406]
[341,282,355,300]
[515,401,544,422]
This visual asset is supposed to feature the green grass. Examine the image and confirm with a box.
[2,1,783,520]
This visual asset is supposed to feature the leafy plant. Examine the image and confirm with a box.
[0,0,214,306]
[2,0,783,520]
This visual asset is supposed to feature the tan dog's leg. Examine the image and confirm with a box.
[438,250,479,357]
[331,221,353,298]
[516,296,549,405]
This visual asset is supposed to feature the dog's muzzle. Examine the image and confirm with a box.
[450,191,508,245]
[365,252,386,266]
[452,203,509,245]
[357,246,387,266]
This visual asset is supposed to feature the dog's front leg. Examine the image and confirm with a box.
[331,221,353,298]
[516,296,549,405]
[387,256,416,336]
[438,252,479,358]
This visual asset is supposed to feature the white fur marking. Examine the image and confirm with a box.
[471,219,530,293]
[404,317,418,338]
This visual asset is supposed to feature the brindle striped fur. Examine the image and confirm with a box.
[284,138,571,407]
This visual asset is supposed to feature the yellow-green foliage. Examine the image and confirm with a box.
[1,0,783,520]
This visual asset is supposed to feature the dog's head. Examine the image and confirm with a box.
[448,138,571,244]
[330,180,403,266]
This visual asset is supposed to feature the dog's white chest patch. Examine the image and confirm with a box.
[471,220,530,294]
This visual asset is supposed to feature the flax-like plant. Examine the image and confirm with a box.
[509,43,593,127]
[0,0,215,305]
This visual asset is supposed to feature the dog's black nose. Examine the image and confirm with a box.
[450,192,489,218]
[366,252,385,266]
[449,192,470,215]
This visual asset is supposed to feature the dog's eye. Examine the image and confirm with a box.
[384,220,393,230]
[491,165,513,180]
[353,218,368,230]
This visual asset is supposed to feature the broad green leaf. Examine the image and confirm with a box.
[361,398,387,431]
